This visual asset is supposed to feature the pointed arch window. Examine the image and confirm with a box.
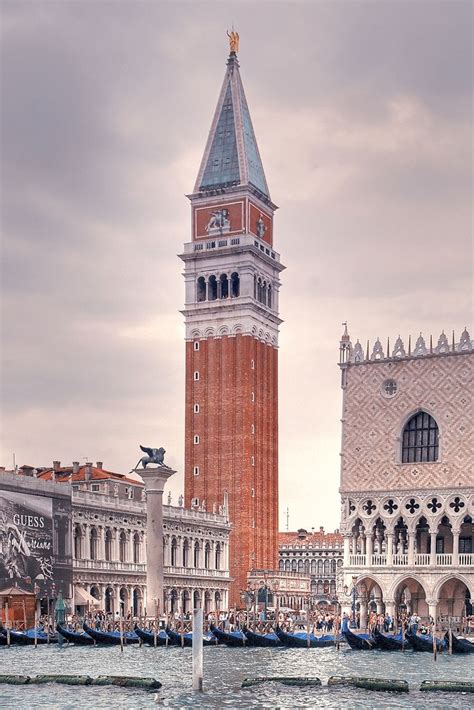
[402,411,439,463]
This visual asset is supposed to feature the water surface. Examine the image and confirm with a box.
[1,642,473,708]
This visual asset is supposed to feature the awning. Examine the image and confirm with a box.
[74,587,100,607]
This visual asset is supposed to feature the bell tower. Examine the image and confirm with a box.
[180,37,285,606]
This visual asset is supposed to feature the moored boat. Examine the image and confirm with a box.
[444,631,474,654]
[165,626,218,647]
[406,630,445,653]
[56,624,94,645]
[82,622,139,645]
[343,627,374,650]
[209,624,246,647]
[243,627,283,647]
[371,628,409,651]
[275,626,337,648]
[2,628,57,645]
[134,626,169,646]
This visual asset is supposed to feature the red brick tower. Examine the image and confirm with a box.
[180,41,285,606]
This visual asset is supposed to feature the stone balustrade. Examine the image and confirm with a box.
[348,553,470,568]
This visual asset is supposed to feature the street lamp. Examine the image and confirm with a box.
[342,576,359,628]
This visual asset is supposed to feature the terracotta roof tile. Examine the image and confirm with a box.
[36,466,143,487]
[278,530,342,546]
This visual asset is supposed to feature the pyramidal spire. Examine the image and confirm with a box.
[193,33,270,199]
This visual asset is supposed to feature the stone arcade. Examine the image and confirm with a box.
[338,326,473,625]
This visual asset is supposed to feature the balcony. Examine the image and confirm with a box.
[348,552,471,568]
[164,565,229,579]
[73,559,146,573]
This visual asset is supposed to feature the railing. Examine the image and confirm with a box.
[414,553,431,566]
[349,554,366,566]
[436,553,453,566]
[393,553,408,566]
[73,559,146,573]
[348,551,470,568]
[164,565,229,578]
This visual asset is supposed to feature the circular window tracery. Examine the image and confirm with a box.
[382,379,398,397]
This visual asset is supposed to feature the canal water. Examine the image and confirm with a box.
[1,643,473,708]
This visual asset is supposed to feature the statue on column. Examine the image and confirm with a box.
[132,445,169,470]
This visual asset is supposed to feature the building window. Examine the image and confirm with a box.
[251,456,255,466]
[196,276,206,302]
[133,532,140,563]
[191,497,199,507]
[194,403,200,413]
[402,411,439,463]
[105,529,112,561]
[119,531,127,563]
[251,359,255,369]
[194,341,200,351]
[251,423,255,434]
[436,537,444,554]
[194,435,200,444]
[460,538,472,553]
[251,488,255,497]
[91,484,99,492]
[204,543,211,569]
[193,466,200,476]
[251,391,255,402]
[194,371,199,381]
[171,538,177,566]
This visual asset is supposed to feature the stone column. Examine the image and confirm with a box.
[428,600,438,625]
[386,533,393,565]
[452,528,460,566]
[430,531,437,566]
[139,465,176,617]
[407,531,414,565]
[343,536,350,566]
[366,534,373,566]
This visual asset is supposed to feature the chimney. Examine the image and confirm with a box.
[96,461,103,470]
[319,526,324,533]
[85,462,93,481]
[72,461,80,474]
[53,461,61,471]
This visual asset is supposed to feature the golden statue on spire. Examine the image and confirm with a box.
[227,28,239,54]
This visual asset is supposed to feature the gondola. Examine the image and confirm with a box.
[444,631,474,654]
[1,628,57,645]
[0,629,8,645]
[82,622,139,645]
[134,626,169,646]
[56,624,94,645]
[406,629,445,652]
[275,626,337,648]
[371,628,409,651]
[243,627,283,647]
[343,627,374,650]
[209,624,246,647]
[165,626,218,647]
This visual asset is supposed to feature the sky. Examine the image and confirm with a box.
[1,0,472,532]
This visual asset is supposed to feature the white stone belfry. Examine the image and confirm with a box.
[138,465,176,615]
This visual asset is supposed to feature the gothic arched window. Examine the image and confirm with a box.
[402,411,439,463]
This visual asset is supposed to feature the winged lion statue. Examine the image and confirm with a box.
[132,445,167,470]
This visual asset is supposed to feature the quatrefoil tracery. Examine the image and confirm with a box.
[383,499,398,515]
[427,497,442,513]
[449,497,465,513]
[363,500,376,515]
[405,498,420,515]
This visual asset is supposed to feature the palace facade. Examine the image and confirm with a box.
[12,462,231,615]
[339,327,473,625]
[278,528,343,606]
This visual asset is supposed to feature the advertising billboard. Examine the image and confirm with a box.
[0,490,55,595]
